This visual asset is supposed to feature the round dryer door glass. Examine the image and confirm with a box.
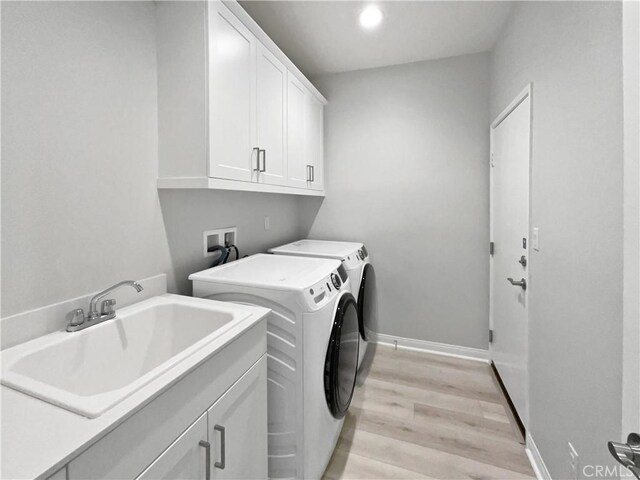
[358,263,374,341]
[324,293,359,419]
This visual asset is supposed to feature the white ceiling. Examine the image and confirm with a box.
[239,1,514,77]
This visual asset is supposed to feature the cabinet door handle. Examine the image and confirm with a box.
[259,149,266,173]
[252,147,260,172]
[311,165,315,182]
[214,425,226,470]
[199,440,211,480]
[306,165,311,182]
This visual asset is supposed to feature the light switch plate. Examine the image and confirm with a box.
[264,216,270,230]
[532,227,540,251]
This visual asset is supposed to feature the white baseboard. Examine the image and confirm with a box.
[371,332,489,363]
[526,432,552,480]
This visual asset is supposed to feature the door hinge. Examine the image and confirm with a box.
[489,242,495,256]
[490,153,495,167]
[489,329,494,343]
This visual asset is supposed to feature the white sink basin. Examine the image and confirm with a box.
[1,294,258,418]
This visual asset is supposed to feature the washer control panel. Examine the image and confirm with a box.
[303,269,346,309]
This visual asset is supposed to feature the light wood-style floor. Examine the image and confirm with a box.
[323,344,535,480]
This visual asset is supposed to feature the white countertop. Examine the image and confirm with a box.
[1,295,269,480]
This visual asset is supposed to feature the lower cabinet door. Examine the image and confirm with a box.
[207,356,268,479]
[136,413,208,480]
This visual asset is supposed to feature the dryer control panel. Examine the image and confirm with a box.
[341,244,369,270]
[303,269,347,309]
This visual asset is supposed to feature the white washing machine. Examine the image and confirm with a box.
[269,240,373,370]
[189,254,359,480]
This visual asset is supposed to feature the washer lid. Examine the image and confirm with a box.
[189,254,342,291]
[269,239,363,260]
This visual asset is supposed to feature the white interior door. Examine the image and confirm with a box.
[208,1,257,182]
[287,74,309,189]
[490,86,531,429]
[256,42,287,186]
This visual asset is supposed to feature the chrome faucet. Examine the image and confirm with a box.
[67,280,144,332]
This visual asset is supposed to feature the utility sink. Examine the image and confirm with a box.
[0,294,260,418]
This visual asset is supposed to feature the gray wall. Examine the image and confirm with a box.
[490,2,623,477]
[301,53,490,350]
[1,1,303,317]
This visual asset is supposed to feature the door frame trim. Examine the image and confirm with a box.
[489,83,533,429]
[622,0,640,435]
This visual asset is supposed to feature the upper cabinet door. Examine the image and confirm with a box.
[256,42,287,186]
[306,94,324,191]
[208,1,257,182]
[287,74,309,189]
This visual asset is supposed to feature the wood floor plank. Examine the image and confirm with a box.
[335,427,535,480]
[345,407,533,475]
[367,361,501,404]
[323,447,433,479]
[371,345,491,374]
[324,346,535,479]
[350,386,415,422]
[478,400,510,424]
[413,403,517,443]
[354,377,486,419]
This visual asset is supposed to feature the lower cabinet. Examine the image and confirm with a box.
[136,356,268,480]
[66,324,267,480]
[137,413,208,480]
[206,356,268,479]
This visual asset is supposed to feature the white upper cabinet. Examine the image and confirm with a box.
[306,94,324,191]
[157,0,326,196]
[256,43,287,186]
[287,74,309,189]
[208,2,257,182]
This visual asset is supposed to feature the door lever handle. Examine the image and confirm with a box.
[609,433,640,479]
[507,278,527,290]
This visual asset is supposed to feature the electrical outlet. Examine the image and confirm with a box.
[568,442,579,480]
[203,227,237,257]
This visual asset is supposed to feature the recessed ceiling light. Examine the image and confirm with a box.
[359,5,382,30]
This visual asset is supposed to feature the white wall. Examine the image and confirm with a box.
[159,189,304,296]
[1,1,303,318]
[301,53,490,350]
[490,2,624,477]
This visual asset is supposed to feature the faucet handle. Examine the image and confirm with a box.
[68,308,85,328]
[101,299,116,316]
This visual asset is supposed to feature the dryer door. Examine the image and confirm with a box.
[357,263,373,341]
[324,293,359,419]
